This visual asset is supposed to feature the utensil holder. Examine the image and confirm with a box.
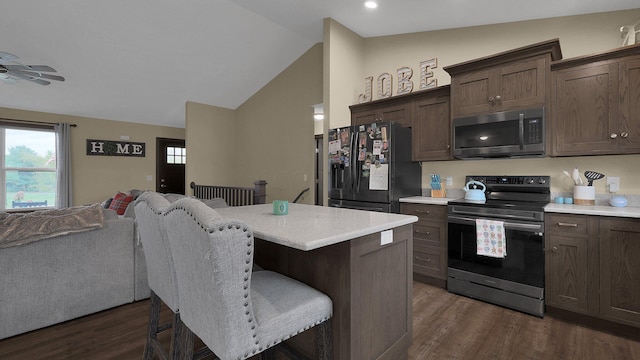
[431,183,446,198]
[574,186,595,205]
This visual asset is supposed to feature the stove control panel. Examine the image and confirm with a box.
[466,175,550,189]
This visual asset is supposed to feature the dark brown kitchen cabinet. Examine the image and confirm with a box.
[550,43,640,156]
[546,213,640,329]
[350,96,412,128]
[445,39,562,119]
[400,202,447,288]
[545,214,599,315]
[599,217,640,327]
[412,86,451,161]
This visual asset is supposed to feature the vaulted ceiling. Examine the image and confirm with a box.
[1,1,638,128]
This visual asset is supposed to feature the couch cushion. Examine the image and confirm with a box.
[109,192,134,215]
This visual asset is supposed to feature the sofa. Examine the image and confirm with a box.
[0,207,148,340]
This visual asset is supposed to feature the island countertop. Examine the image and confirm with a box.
[214,203,418,251]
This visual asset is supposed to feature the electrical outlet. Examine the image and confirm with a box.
[607,176,620,193]
[445,176,453,186]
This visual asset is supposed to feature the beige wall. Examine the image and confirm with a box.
[185,101,238,188]
[185,44,323,204]
[325,9,640,195]
[0,106,184,206]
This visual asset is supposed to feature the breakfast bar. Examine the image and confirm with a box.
[215,203,418,360]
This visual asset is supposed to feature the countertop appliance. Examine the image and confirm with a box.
[453,107,545,159]
[447,175,550,317]
[328,121,421,213]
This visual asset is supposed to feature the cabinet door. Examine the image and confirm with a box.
[412,94,451,161]
[618,57,640,152]
[545,214,598,315]
[351,102,411,127]
[552,62,620,155]
[352,109,377,126]
[451,68,493,117]
[497,58,546,111]
[545,234,597,314]
[380,103,411,128]
[599,218,640,327]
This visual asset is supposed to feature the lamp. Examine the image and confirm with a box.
[312,104,324,121]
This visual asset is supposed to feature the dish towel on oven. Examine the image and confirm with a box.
[476,219,506,258]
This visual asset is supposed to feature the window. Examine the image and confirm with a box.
[1,125,57,210]
[166,146,186,165]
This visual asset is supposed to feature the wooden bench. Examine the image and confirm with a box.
[12,200,48,208]
[190,180,267,206]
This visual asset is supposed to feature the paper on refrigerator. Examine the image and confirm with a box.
[369,163,388,190]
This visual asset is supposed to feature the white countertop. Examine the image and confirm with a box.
[214,203,418,251]
[399,196,640,219]
[544,203,640,218]
[399,196,454,205]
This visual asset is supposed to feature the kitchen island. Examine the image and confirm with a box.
[215,203,418,360]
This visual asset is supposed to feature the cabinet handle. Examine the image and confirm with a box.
[415,230,431,236]
[416,210,430,215]
[495,95,501,101]
[488,96,495,102]
[415,256,431,262]
[611,133,618,139]
[557,222,578,227]
[621,131,629,138]
[551,246,558,253]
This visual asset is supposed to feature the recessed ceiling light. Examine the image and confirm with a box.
[364,1,378,9]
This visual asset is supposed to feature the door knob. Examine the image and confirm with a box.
[611,133,618,139]
[160,184,167,188]
[552,246,558,252]
[495,95,501,101]
[621,131,629,138]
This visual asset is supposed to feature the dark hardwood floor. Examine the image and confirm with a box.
[1,281,639,360]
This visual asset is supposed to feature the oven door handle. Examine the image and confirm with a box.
[448,215,543,233]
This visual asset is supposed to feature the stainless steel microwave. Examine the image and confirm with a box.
[452,107,544,159]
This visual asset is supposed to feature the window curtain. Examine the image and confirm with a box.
[55,123,72,208]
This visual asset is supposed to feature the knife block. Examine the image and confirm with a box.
[431,183,446,198]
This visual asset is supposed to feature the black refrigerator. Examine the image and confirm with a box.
[328,121,421,213]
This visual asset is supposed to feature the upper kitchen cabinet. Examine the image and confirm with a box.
[412,86,451,161]
[550,43,640,156]
[445,39,562,118]
[350,94,413,128]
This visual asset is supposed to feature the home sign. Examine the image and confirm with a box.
[358,58,438,103]
[86,139,145,157]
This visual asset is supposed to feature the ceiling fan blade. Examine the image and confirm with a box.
[0,73,17,84]
[8,71,51,85]
[4,64,57,72]
[11,69,65,82]
[0,51,19,64]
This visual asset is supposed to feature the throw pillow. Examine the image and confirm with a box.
[108,192,134,215]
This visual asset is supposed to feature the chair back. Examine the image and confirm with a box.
[134,191,178,311]
[163,198,258,359]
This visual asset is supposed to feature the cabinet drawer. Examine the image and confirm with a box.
[546,214,588,236]
[413,225,442,248]
[401,203,446,221]
[413,248,444,278]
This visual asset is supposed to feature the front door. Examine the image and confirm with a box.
[156,138,186,194]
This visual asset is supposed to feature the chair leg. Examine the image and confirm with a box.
[180,320,195,360]
[316,320,332,360]
[170,312,183,359]
[143,291,165,360]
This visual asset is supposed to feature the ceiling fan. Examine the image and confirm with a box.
[0,51,65,86]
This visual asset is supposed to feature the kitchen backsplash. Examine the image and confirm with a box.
[420,153,640,196]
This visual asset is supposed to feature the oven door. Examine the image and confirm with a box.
[447,214,544,288]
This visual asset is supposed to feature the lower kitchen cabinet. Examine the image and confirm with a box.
[400,203,447,288]
[599,217,640,327]
[545,213,640,328]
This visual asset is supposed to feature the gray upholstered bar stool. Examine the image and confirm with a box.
[163,198,333,360]
[134,192,190,360]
